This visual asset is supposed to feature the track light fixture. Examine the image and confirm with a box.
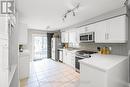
[62,3,80,22]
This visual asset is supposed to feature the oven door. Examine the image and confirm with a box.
[75,56,84,72]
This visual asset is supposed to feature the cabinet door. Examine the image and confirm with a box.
[95,21,107,43]
[68,29,79,47]
[70,54,75,68]
[61,31,69,43]
[61,32,65,43]
[64,32,69,43]
[69,31,73,43]
[69,31,77,43]
[66,52,70,65]
[80,63,107,87]
[63,50,67,63]
[78,27,86,34]
[107,15,127,43]
[86,23,96,32]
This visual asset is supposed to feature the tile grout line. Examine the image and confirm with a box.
[33,62,41,87]
[30,59,80,87]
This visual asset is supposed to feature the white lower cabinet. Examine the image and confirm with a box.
[66,52,71,65]
[80,56,129,87]
[63,50,67,63]
[80,64,106,87]
[63,50,75,68]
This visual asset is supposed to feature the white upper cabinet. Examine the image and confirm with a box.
[79,23,97,34]
[61,29,79,48]
[85,23,96,33]
[61,32,65,43]
[68,29,80,47]
[65,32,69,43]
[95,20,107,43]
[95,15,127,43]
[61,31,69,43]
[106,15,127,43]
[68,30,77,43]
[78,26,86,34]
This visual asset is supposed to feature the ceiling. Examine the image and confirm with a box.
[16,0,126,31]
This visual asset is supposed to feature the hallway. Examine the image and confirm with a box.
[20,59,80,87]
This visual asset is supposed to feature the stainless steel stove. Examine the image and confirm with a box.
[75,50,97,72]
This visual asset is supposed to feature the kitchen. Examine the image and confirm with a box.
[58,14,129,87]
[0,0,130,87]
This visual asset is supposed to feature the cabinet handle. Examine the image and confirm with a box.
[105,33,109,40]
[105,33,107,40]
[107,33,109,40]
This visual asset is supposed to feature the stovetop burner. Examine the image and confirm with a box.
[76,50,97,58]
[76,50,97,54]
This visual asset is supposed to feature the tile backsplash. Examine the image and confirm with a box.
[79,43,128,56]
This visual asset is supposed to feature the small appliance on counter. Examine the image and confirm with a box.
[64,43,68,48]
[97,47,111,54]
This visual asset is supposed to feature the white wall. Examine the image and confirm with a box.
[18,23,28,44]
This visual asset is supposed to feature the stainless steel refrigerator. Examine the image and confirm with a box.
[51,37,59,61]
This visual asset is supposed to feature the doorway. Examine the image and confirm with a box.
[32,34,47,61]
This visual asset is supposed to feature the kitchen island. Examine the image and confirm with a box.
[79,54,129,87]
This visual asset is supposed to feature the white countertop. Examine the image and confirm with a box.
[79,54,128,72]
[59,48,79,53]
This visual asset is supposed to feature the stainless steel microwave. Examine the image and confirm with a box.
[80,32,94,42]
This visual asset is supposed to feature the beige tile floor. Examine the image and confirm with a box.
[20,59,80,87]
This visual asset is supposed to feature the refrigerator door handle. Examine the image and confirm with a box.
[51,40,53,48]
